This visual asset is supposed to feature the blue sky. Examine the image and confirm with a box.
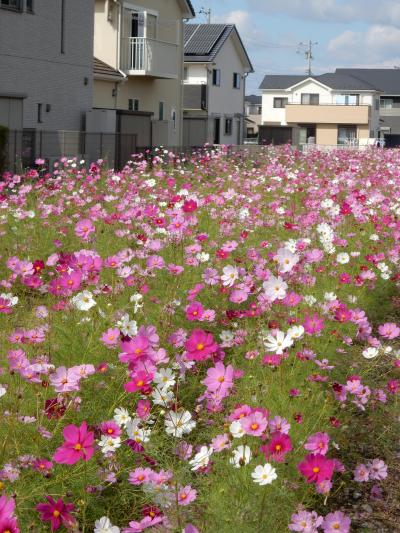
[190,0,400,94]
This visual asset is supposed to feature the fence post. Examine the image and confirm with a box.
[100,133,103,158]
[39,130,43,157]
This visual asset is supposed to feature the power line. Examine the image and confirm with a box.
[297,40,318,75]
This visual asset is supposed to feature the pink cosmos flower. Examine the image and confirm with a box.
[269,416,291,435]
[0,297,13,314]
[128,467,153,485]
[304,432,330,456]
[49,367,81,393]
[0,495,15,521]
[101,327,120,346]
[261,432,292,462]
[211,433,231,452]
[75,219,95,241]
[202,362,234,393]
[53,421,94,465]
[322,511,351,533]
[303,314,324,335]
[378,322,400,339]
[36,496,75,531]
[178,485,197,506]
[289,510,323,532]
[353,463,369,482]
[136,399,151,419]
[122,515,164,533]
[185,329,218,361]
[32,459,53,475]
[240,411,268,437]
[298,454,335,484]
[0,517,20,533]
[119,336,150,363]
[367,458,388,480]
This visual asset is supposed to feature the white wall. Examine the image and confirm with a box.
[184,64,207,84]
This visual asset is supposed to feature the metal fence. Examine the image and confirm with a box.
[4,130,137,172]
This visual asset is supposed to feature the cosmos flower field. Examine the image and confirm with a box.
[0,146,399,532]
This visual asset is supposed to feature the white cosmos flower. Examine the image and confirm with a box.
[189,446,213,471]
[230,445,252,468]
[113,407,132,427]
[262,275,288,302]
[71,290,96,311]
[98,435,121,454]
[220,330,234,343]
[116,314,138,337]
[336,253,350,264]
[229,420,245,438]
[263,330,293,355]
[164,410,196,438]
[196,252,210,263]
[304,295,317,306]
[362,347,379,359]
[151,387,175,406]
[275,248,299,273]
[251,463,278,485]
[94,516,120,533]
[324,292,337,301]
[287,325,304,340]
[0,293,18,306]
[0,385,6,398]
[221,265,239,287]
[126,418,151,443]
[154,368,176,389]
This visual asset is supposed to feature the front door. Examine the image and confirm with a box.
[299,125,316,144]
[214,118,220,144]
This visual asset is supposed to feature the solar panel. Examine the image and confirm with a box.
[184,24,227,56]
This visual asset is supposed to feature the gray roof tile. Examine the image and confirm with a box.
[336,68,400,94]
[259,72,380,91]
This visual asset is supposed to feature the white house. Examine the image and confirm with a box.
[183,24,253,146]
[259,73,381,147]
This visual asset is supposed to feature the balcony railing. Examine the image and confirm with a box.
[285,104,370,125]
[120,37,178,79]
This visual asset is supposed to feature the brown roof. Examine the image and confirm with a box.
[93,57,126,80]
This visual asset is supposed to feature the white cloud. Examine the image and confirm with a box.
[328,25,400,63]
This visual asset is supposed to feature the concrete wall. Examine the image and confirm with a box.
[0,0,94,131]
[94,0,187,146]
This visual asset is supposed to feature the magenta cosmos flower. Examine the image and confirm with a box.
[185,329,218,361]
[298,454,335,484]
[36,496,75,531]
[0,496,15,521]
[185,301,204,321]
[53,421,94,465]
[261,432,292,462]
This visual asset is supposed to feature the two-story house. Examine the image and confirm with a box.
[183,24,253,147]
[92,0,195,149]
[335,68,400,139]
[259,73,381,147]
[0,0,94,165]
[245,94,262,139]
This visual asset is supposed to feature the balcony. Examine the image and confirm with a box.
[286,104,370,125]
[183,85,207,111]
[120,37,178,79]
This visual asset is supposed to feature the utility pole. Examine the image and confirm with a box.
[199,7,211,24]
[297,40,318,75]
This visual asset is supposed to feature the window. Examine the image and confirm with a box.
[370,129,375,138]
[301,93,319,105]
[128,99,139,111]
[225,118,233,135]
[146,13,157,39]
[26,0,33,12]
[0,0,22,10]
[273,97,288,108]
[334,94,359,105]
[171,109,177,130]
[233,73,241,89]
[338,125,357,145]
[375,98,380,111]
[183,66,189,81]
[381,98,393,108]
[159,101,164,121]
[61,0,65,53]
[212,69,221,86]
[37,103,43,123]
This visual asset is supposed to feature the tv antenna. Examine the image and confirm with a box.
[297,41,318,75]
[199,7,212,24]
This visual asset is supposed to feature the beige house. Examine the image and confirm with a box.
[259,73,381,147]
[93,0,195,149]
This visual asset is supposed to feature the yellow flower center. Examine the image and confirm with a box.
[74,443,82,451]
[196,343,204,350]
[312,467,320,473]
[251,423,259,430]
[136,380,144,387]
[53,510,61,517]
